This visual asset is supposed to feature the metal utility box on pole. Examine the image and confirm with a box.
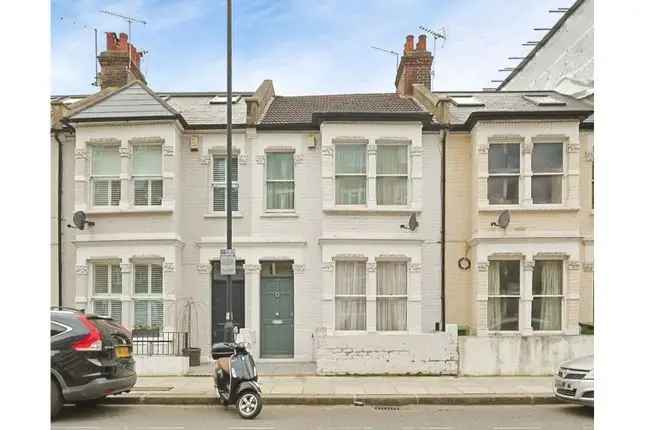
[223,0,235,343]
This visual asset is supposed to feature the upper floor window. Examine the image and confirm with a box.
[335,260,366,330]
[488,260,520,331]
[376,145,408,206]
[266,153,294,210]
[133,145,163,206]
[531,143,563,204]
[335,144,367,205]
[531,260,563,331]
[376,261,407,331]
[488,144,520,205]
[91,262,122,324]
[212,155,239,212]
[91,145,121,206]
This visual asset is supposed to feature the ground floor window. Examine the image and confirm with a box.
[91,262,122,323]
[488,260,520,331]
[134,300,164,329]
[133,262,164,330]
[376,261,407,331]
[532,260,564,331]
[335,260,366,330]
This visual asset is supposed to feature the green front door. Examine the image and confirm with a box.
[260,262,294,358]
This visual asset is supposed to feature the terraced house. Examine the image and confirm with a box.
[51,31,593,375]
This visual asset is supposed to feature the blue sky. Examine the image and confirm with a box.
[51,0,574,95]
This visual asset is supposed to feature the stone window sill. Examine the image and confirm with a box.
[479,205,579,213]
[85,206,174,215]
[324,207,420,215]
[204,212,243,219]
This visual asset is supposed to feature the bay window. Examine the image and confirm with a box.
[335,144,367,205]
[212,155,239,212]
[488,144,520,205]
[91,145,121,206]
[376,145,408,205]
[531,143,563,204]
[532,260,564,331]
[266,152,294,210]
[91,262,122,324]
[133,145,163,206]
[335,261,366,330]
[134,263,164,329]
[488,260,520,331]
[376,261,407,331]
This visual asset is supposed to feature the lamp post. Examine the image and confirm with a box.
[223,0,235,343]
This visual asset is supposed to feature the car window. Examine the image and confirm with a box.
[51,322,65,337]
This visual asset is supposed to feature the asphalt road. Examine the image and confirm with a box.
[52,404,593,430]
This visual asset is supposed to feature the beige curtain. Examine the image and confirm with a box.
[376,262,407,330]
[487,261,502,330]
[335,261,366,330]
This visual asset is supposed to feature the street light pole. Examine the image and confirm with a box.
[223,0,235,343]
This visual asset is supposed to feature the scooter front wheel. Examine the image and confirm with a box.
[236,391,262,419]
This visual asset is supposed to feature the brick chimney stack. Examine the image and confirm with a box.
[98,32,146,90]
[395,34,433,96]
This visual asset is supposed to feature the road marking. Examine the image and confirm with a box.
[402,427,454,430]
[228,427,276,430]
[493,427,541,430]
[134,427,186,430]
[52,427,101,430]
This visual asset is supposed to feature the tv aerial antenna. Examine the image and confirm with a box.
[371,46,400,69]
[100,10,147,70]
[418,26,447,90]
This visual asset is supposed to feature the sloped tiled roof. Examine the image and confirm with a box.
[259,93,424,126]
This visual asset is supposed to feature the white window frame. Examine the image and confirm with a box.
[334,259,367,332]
[487,259,522,333]
[375,260,408,332]
[210,153,239,213]
[487,143,521,206]
[90,261,123,324]
[133,261,164,330]
[531,259,566,333]
[131,144,163,207]
[89,145,121,207]
[375,142,410,207]
[264,150,295,212]
[334,143,368,206]
[530,142,565,205]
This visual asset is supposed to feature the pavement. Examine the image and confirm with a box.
[106,375,558,406]
[53,404,594,430]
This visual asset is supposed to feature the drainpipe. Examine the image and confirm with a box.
[440,125,447,331]
[53,130,64,307]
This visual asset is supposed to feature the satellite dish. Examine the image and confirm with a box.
[491,210,510,229]
[400,213,419,232]
[71,211,95,230]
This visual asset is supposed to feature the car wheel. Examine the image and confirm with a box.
[75,398,104,408]
[236,390,262,419]
[51,378,63,420]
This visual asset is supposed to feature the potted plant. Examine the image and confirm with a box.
[132,325,160,338]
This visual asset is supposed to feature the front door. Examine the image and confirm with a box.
[211,260,245,344]
[260,261,294,358]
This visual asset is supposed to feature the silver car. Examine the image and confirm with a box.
[553,354,594,407]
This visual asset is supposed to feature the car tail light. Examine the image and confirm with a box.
[73,315,103,351]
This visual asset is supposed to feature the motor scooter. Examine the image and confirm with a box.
[212,341,262,419]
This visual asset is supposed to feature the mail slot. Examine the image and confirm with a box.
[272,319,283,325]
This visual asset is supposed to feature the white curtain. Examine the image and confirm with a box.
[377,177,407,205]
[335,145,367,204]
[267,153,294,209]
[336,177,366,204]
[133,145,162,176]
[92,146,120,176]
[335,145,366,174]
[487,261,502,330]
[376,262,407,331]
[335,261,366,330]
[535,261,562,330]
[376,146,408,205]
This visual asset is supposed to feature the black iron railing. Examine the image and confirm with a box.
[132,331,189,356]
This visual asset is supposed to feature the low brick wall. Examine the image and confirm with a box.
[458,335,594,376]
[134,355,190,376]
[315,327,459,375]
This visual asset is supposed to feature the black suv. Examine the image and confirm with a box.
[50,308,137,419]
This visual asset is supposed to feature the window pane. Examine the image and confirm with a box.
[150,301,164,328]
[94,180,110,206]
[532,261,563,295]
[213,158,225,182]
[487,297,519,331]
[335,261,366,295]
[94,264,108,294]
[488,176,519,204]
[489,144,520,174]
[135,301,148,327]
[92,146,120,176]
[532,176,562,204]
[111,265,122,294]
[133,145,162,176]
[267,182,294,209]
[135,265,148,294]
[376,262,407,295]
[231,186,239,211]
[376,298,407,331]
[134,180,149,205]
[335,144,366,174]
[267,153,294,180]
[377,145,407,174]
[150,180,163,206]
[376,177,407,205]
[335,177,366,204]
[150,264,163,295]
[335,298,366,330]
[532,297,562,330]
[110,180,121,205]
[213,187,225,211]
[488,261,520,295]
[532,143,563,173]
[111,300,122,324]
[231,157,238,182]
[94,299,109,317]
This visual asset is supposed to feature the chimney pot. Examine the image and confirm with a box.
[395,34,434,96]
[405,34,414,52]
[417,34,427,51]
